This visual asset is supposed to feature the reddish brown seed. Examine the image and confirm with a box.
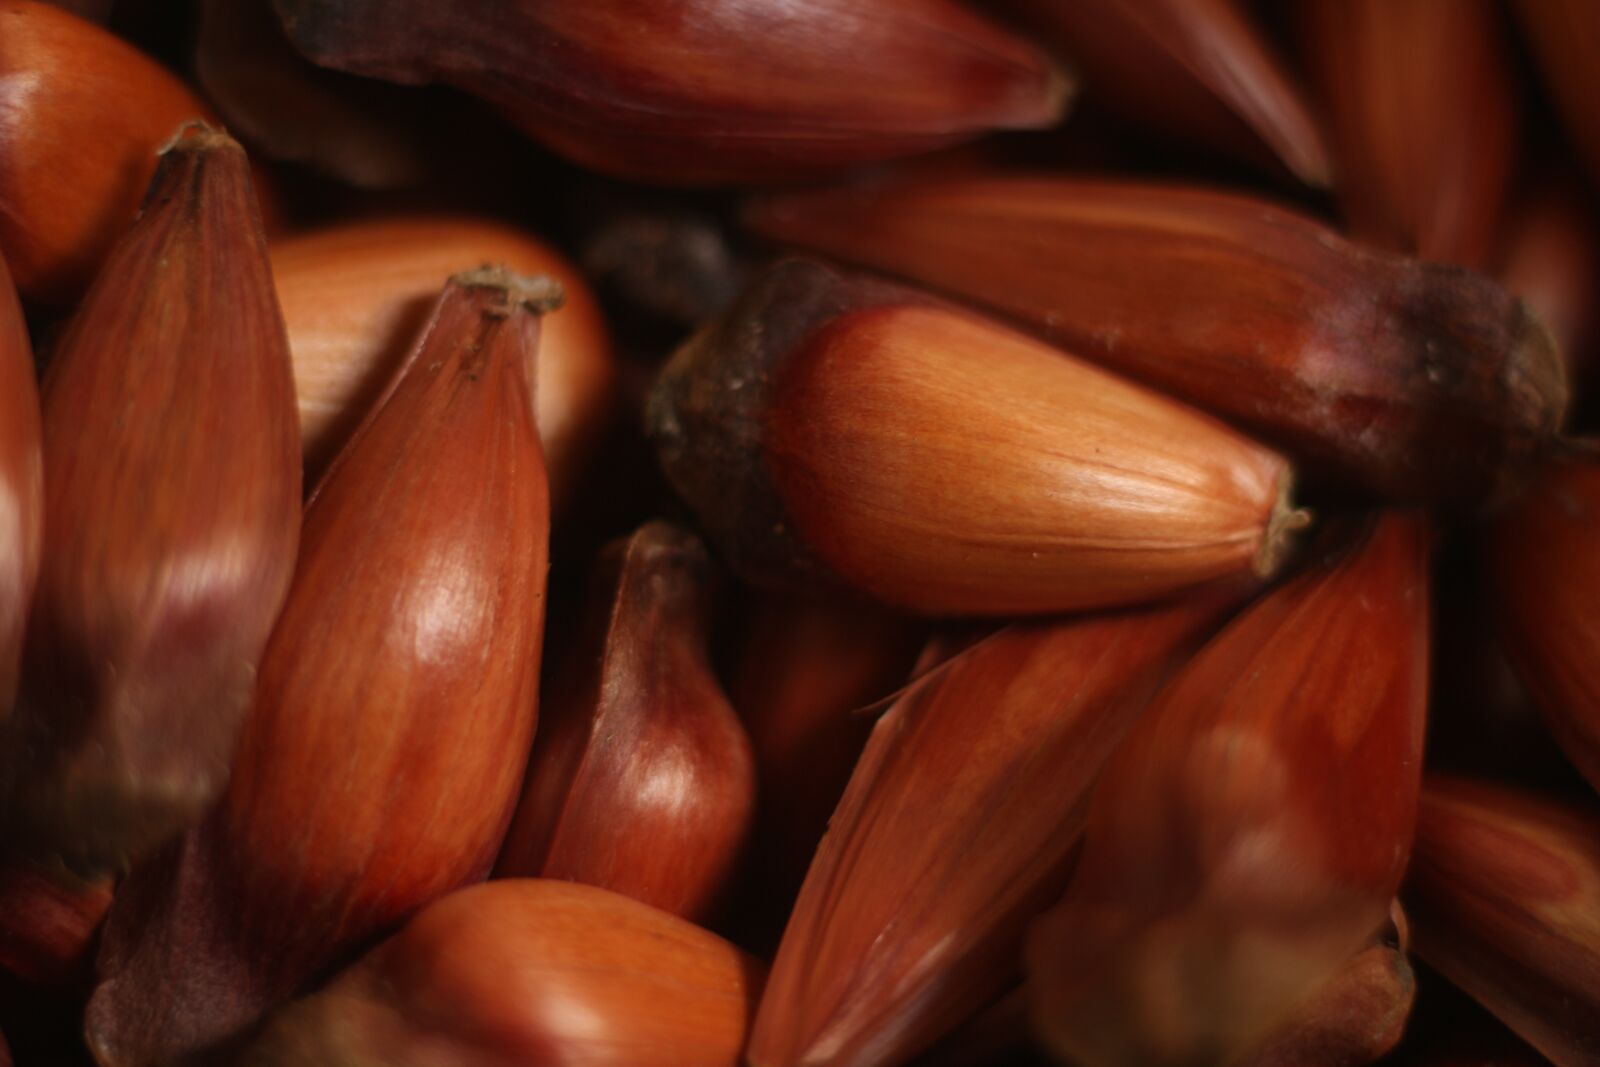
[269,216,616,499]
[728,593,923,947]
[84,270,559,1067]
[235,880,764,1067]
[0,251,41,720]
[196,0,427,189]
[998,0,1331,186]
[1239,902,1416,1067]
[269,0,1070,184]
[1514,1,1600,192]
[1298,0,1517,268]
[0,1,215,302]
[749,592,1237,1067]
[1486,451,1600,796]
[1404,776,1600,1067]
[495,521,756,923]
[1026,514,1432,1067]
[2,126,300,877]
[0,862,111,987]
[746,177,1567,504]
[648,258,1303,617]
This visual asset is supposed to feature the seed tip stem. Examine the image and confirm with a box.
[451,265,566,316]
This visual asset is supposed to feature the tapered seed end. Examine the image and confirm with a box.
[451,266,566,316]
[1256,473,1312,579]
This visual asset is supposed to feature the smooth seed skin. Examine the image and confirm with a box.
[649,258,1299,617]
[270,0,1069,184]
[237,881,763,1067]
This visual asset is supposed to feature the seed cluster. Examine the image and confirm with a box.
[0,2,1597,1066]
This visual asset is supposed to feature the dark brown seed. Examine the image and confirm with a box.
[1486,451,1600,797]
[495,521,756,923]
[728,592,923,948]
[1027,514,1431,1067]
[270,0,1069,184]
[997,0,1330,186]
[0,861,111,987]
[1404,776,1600,1067]
[746,177,1567,504]
[1514,0,1600,193]
[1298,0,1517,268]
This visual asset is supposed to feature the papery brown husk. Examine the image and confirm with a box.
[495,521,755,923]
[84,270,559,1067]
[1514,1,1600,193]
[998,0,1331,187]
[1486,451,1600,795]
[1297,0,1516,269]
[269,216,615,500]
[1403,776,1600,1067]
[748,590,1239,1067]
[0,1,215,302]
[0,860,111,987]
[727,592,923,950]
[746,178,1567,505]
[1239,901,1416,1067]
[648,258,1303,617]
[1026,513,1432,1067]
[235,880,764,1067]
[0,250,41,720]
[1,125,300,878]
[269,0,1069,184]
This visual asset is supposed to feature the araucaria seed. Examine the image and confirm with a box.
[84,269,560,1067]
[1,124,300,878]
[647,258,1304,617]
[1026,514,1431,1067]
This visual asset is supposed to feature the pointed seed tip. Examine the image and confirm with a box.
[156,120,238,157]
[450,265,566,315]
[1256,475,1311,578]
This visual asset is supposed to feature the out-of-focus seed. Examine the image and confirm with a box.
[997,0,1331,186]
[1404,776,1600,1067]
[269,0,1070,184]
[2,125,300,877]
[1026,514,1431,1067]
[1298,0,1517,268]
